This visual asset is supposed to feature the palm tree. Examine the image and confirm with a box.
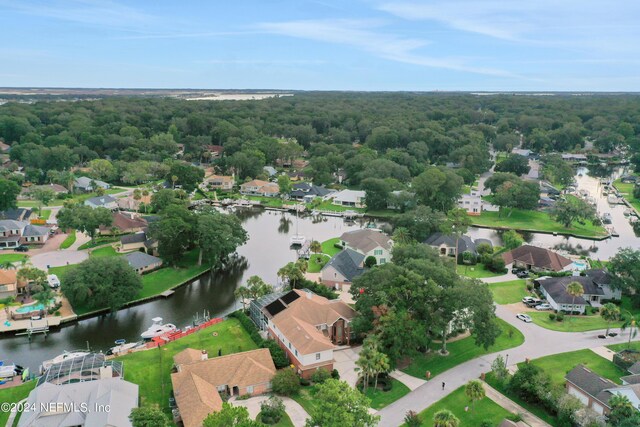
[372,348,390,390]
[245,275,273,299]
[234,287,251,310]
[608,393,635,425]
[621,310,639,349]
[433,410,460,427]
[171,175,178,189]
[392,227,412,245]
[310,240,322,263]
[566,281,584,320]
[600,303,621,336]
[355,339,376,393]
[0,261,16,270]
[464,380,485,411]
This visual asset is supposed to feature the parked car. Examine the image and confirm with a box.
[47,274,60,289]
[516,313,533,323]
[14,245,29,252]
[535,303,552,311]
[512,268,525,274]
[522,296,536,304]
[516,270,530,278]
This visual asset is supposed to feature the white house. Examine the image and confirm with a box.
[84,195,118,210]
[339,229,392,265]
[329,189,366,208]
[74,176,111,192]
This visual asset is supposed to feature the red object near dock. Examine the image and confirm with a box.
[146,317,223,349]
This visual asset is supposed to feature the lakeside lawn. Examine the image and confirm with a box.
[457,263,505,279]
[59,231,76,249]
[528,311,623,332]
[311,200,365,213]
[411,385,513,427]
[489,279,530,305]
[308,253,330,273]
[472,209,608,238]
[524,349,626,386]
[321,237,342,257]
[0,381,36,426]
[115,318,257,411]
[363,378,411,410]
[0,253,29,264]
[614,179,640,213]
[402,319,524,379]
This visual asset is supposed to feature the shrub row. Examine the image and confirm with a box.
[229,310,289,368]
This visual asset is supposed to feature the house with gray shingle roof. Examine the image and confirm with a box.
[0,220,49,249]
[74,176,111,192]
[124,251,163,274]
[84,195,118,210]
[320,249,366,290]
[339,229,392,265]
[424,232,492,264]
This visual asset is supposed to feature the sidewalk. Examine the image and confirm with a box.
[591,346,617,361]
[66,231,90,251]
[389,370,427,391]
[483,382,552,427]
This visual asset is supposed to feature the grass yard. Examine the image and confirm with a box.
[291,384,321,416]
[59,230,76,249]
[489,279,530,304]
[363,378,411,410]
[403,319,524,379]
[39,209,51,220]
[257,412,295,427]
[614,179,640,213]
[0,253,29,264]
[0,381,36,426]
[17,189,122,208]
[321,237,342,257]
[308,254,330,273]
[77,235,121,250]
[472,209,608,238]
[89,246,119,258]
[457,263,506,279]
[528,311,622,332]
[311,200,365,213]
[246,195,285,208]
[115,318,257,411]
[607,341,640,353]
[524,349,626,386]
[411,385,513,427]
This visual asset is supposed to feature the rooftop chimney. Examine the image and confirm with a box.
[201,350,208,361]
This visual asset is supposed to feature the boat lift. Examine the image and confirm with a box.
[15,318,49,340]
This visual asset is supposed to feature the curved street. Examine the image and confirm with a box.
[377,304,640,426]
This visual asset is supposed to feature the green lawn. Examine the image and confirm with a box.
[59,230,76,249]
[528,311,622,332]
[0,381,36,426]
[457,263,506,279]
[411,385,513,427]
[257,412,295,427]
[17,189,122,208]
[321,237,342,257]
[77,235,121,250]
[39,209,51,220]
[0,253,29,264]
[489,280,530,304]
[246,195,285,208]
[403,319,524,379]
[525,349,626,386]
[89,246,120,258]
[614,179,640,213]
[607,341,640,353]
[308,254,330,273]
[115,318,257,411]
[311,200,365,213]
[291,384,321,416]
[472,209,608,238]
[363,378,411,410]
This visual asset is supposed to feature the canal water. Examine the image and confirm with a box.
[0,210,361,370]
[3,166,640,370]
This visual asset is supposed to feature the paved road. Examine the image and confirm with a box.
[30,250,88,270]
[376,304,639,426]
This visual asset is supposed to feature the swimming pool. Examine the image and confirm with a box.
[572,261,588,271]
[15,300,54,314]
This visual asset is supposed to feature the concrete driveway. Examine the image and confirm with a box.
[333,346,361,387]
[230,395,309,427]
[31,250,88,270]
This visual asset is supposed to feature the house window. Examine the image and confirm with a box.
[380,258,386,264]
[295,350,298,356]
[288,343,291,349]
[374,249,382,256]
[247,386,254,394]
[316,353,321,360]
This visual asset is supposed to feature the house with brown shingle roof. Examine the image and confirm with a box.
[502,244,572,272]
[0,269,18,299]
[239,179,279,197]
[262,289,356,378]
[171,348,276,427]
[99,211,148,235]
[340,229,393,265]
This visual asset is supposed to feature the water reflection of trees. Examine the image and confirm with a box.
[233,207,262,222]
[278,215,292,233]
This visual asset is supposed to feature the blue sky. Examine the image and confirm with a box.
[1,0,639,91]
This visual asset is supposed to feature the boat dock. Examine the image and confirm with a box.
[13,318,56,339]
[0,316,66,335]
[160,290,175,298]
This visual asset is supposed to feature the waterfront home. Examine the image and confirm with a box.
[19,377,138,427]
[171,348,276,427]
[0,220,50,249]
[329,189,365,208]
[84,195,118,210]
[99,211,147,235]
[566,364,640,416]
[502,245,572,272]
[124,251,163,274]
[339,228,392,264]
[424,232,492,264]
[239,179,279,197]
[204,174,234,191]
[289,182,333,202]
[536,269,621,314]
[74,176,111,192]
[262,289,355,378]
[0,269,18,299]
[320,249,365,290]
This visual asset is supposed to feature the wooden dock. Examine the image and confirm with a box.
[160,290,175,298]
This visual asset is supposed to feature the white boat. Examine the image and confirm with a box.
[40,351,90,372]
[107,339,141,355]
[141,317,177,339]
[289,205,305,246]
[0,361,23,379]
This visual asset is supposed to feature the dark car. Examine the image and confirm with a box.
[14,245,29,252]
[516,271,530,278]
[511,268,524,274]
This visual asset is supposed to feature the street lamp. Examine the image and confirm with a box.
[505,354,509,366]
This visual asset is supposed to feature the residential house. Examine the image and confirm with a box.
[119,232,148,252]
[339,229,392,265]
[74,176,111,192]
[320,249,365,290]
[249,291,288,331]
[330,189,365,208]
[565,364,640,416]
[621,175,638,184]
[171,348,276,427]
[204,144,224,160]
[84,195,118,210]
[540,181,561,198]
[263,166,278,177]
[562,153,588,163]
[18,378,138,427]
[424,232,493,264]
[117,194,151,211]
[262,289,356,378]
[289,182,333,202]
[0,220,49,249]
[124,251,163,274]
[239,180,279,197]
[536,269,622,314]
[20,183,68,199]
[0,269,18,299]
[0,208,32,221]
[287,171,308,181]
[99,212,147,235]
[458,191,483,215]
[502,245,572,272]
[511,148,533,158]
[204,175,234,191]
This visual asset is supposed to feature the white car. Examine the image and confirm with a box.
[516,313,532,323]
[535,303,552,311]
[47,274,60,289]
